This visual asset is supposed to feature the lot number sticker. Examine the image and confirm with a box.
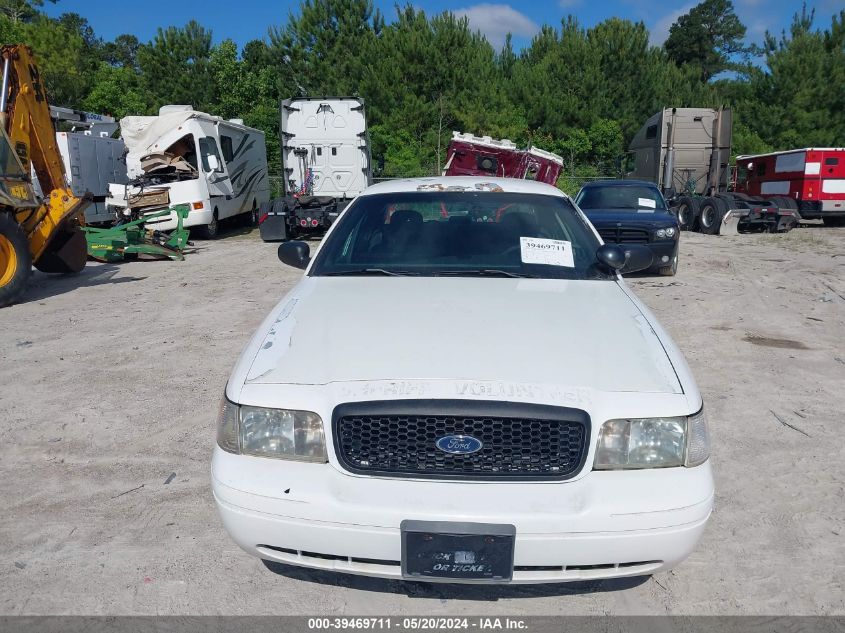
[637,197,657,212]
[520,237,575,268]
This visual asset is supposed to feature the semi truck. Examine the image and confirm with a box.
[443,131,563,185]
[626,107,799,234]
[258,97,372,241]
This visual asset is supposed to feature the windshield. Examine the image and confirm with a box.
[310,191,608,280]
[575,185,666,211]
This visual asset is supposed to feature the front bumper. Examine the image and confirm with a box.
[212,448,713,583]
[643,241,678,270]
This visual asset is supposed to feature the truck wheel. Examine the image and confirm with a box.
[674,197,700,231]
[196,210,219,239]
[0,214,33,308]
[699,197,726,235]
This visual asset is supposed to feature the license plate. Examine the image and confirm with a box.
[401,520,515,582]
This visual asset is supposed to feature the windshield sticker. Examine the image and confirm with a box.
[520,237,574,268]
[638,197,656,209]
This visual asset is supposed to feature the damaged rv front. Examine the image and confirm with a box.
[108,105,269,238]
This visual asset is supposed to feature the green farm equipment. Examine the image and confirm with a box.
[84,205,191,262]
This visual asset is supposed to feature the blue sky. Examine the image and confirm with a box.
[43,0,843,51]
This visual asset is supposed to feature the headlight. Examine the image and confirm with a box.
[216,397,327,462]
[664,227,676,238]
[655,228,666,239]
[593,409,709,469]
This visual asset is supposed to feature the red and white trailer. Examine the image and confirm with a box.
[735,148,845,226]
[443,132,563,185]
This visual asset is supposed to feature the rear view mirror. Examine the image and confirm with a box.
[206,154,220,172]
[278,240,311,269]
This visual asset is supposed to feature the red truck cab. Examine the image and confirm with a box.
[443,132,563,186]
[735,148,845,226]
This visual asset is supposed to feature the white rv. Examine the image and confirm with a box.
[108,105,270,237]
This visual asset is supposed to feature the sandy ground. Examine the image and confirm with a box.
[0,223,843,616]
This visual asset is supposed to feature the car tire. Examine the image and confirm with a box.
[699,197,726,235]
[658,254,678,276]
[674,197,700,231]
[0,213,32,308]
[196,209,219,239]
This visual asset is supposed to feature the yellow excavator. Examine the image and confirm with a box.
[0,44,90,307]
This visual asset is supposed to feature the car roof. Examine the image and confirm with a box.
[579,179,659,189]
[360,176,569,198]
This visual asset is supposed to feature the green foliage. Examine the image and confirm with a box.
[665,0,748,81]
[0,0,53,24]
[137,20,214,109]
[742,6,845,148]
[0,13,88,106]
[81,62,150,118]
[268,0,383,97]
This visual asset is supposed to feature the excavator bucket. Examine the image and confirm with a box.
[33,224,88,273]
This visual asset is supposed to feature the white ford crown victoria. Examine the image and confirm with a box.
[213,176,713,584]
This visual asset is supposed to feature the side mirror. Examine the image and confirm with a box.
[278,240,310,269]
[621,244,654,274]
[596,244,627,271]
[596,244,654,275]
[206,154,220,172]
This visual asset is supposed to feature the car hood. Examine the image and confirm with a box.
[583,209,677,226]
[241,277,682,394]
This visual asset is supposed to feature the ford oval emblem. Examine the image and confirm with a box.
[435,435,483,455]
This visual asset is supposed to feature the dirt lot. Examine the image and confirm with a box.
[1,225,843,615]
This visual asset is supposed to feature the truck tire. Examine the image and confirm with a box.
[0,213,33,308]
[699,197,726,235]
[776,196,801,220]
[674,197,700,231]
[195,209,219,239]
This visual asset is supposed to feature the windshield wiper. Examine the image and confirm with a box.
[434,269,539,278]
[324,268,418,276]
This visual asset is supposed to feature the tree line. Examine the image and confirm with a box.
[1,0,842,193]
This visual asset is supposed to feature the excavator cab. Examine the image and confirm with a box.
[0,124,38,208]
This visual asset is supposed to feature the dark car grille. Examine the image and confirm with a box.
[597,226,651,244]
[332,400,590,481]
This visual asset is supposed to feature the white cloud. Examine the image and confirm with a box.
[454,3,540,49]
[649,3,695,46]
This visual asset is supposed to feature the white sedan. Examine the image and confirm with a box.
[213,176,713,584]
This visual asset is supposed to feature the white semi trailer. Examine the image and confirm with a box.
[258,97,372,241]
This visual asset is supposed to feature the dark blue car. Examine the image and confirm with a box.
[574,180,680,276]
